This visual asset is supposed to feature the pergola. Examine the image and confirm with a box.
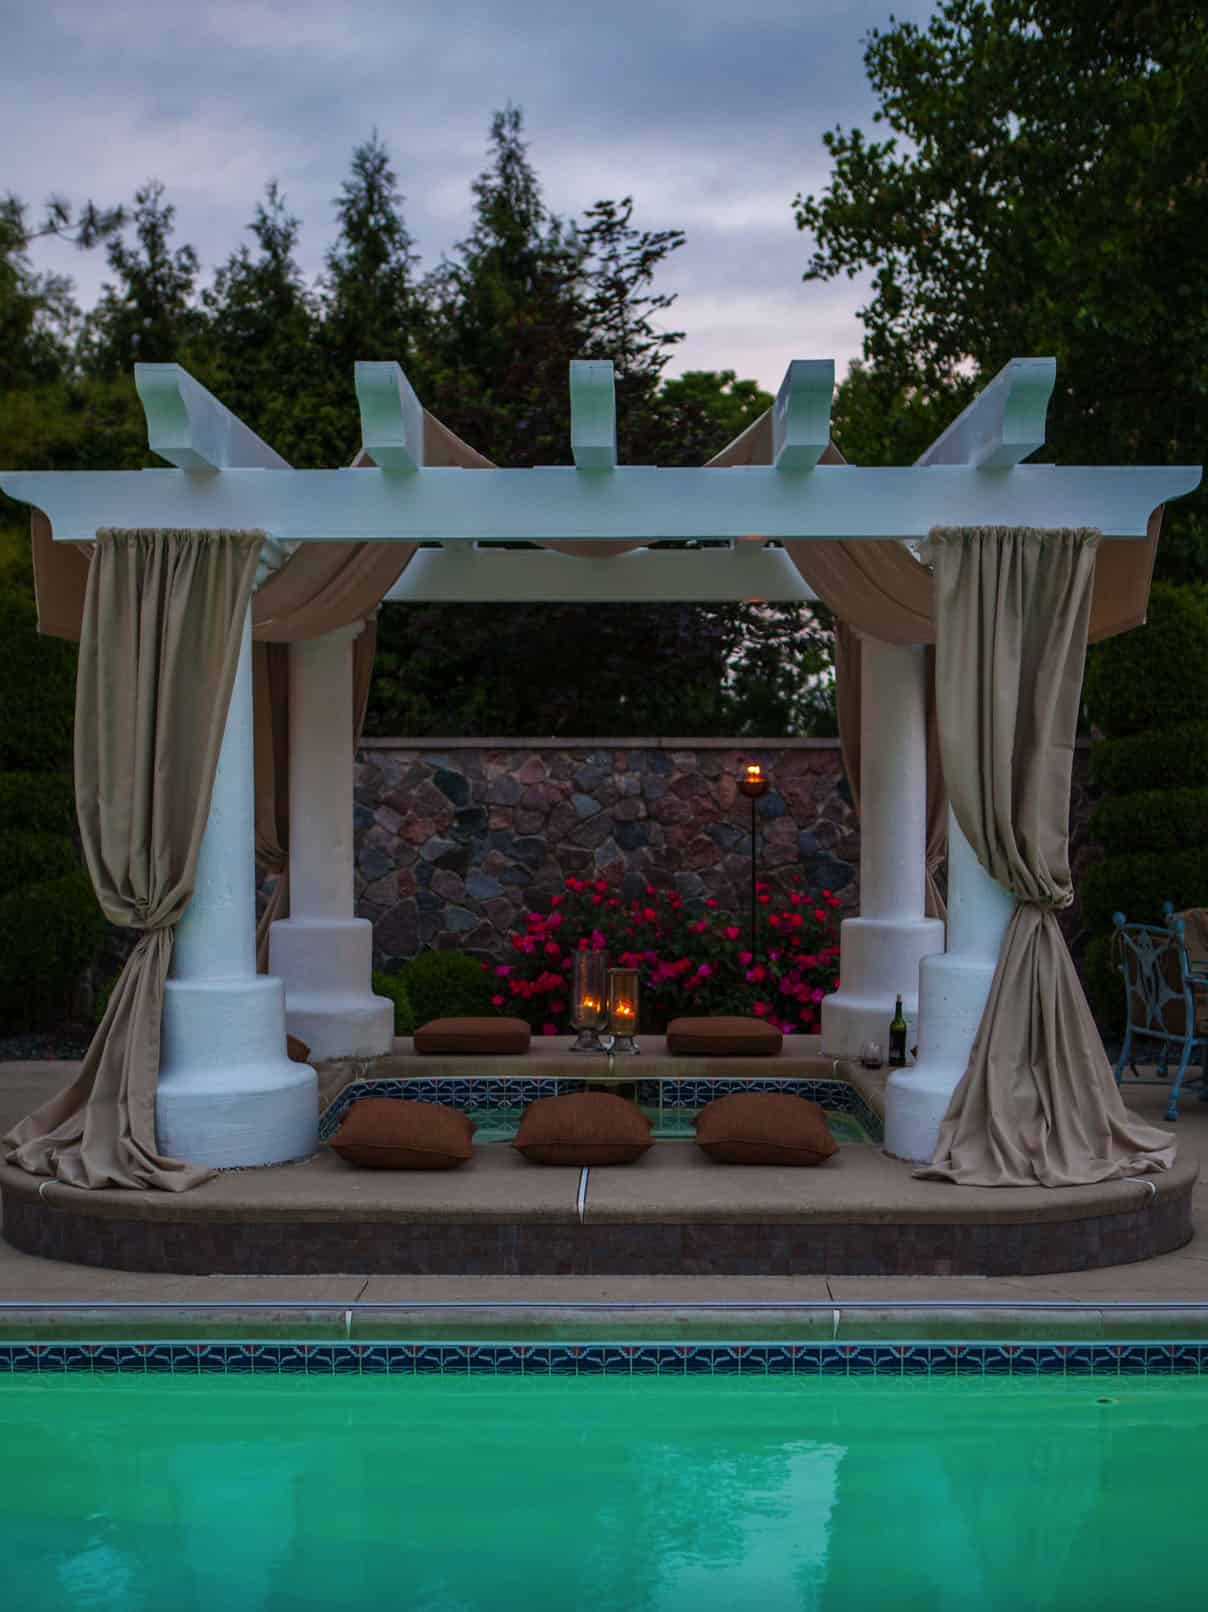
[2,354,1200,1185]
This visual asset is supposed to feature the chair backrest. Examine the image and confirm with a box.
[1111,911,1196,1040]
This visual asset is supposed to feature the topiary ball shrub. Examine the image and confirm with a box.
[372,969,416,1036]
[400,949,496,1028]
[1083,582,1208,739]
[0,871,106,1033]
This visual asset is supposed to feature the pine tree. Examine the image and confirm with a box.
[80,181,200,375]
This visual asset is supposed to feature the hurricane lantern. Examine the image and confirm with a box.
[570,949,609,1054]
[606,966,640,1056]
[737,759,771,958]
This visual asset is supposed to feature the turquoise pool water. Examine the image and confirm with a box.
[2,1374,1201,1609]
[468,1105,870,1144]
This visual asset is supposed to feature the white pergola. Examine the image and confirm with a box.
[2,355,1199,1170]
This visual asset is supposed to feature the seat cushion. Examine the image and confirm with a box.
[413,1016,532,1055]
[329,1098,474,1170]
[695,1092,837,1165]
[512,1092,652,1166]
[666,1016,783,1057]
[286,1035,311,1064]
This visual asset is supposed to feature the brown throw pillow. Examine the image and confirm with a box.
[286,1035,311,1064]
[695,1092,837,1165]
[330,1098,474,1170]
[512,1092,652,1166]
[413,1016,532,1055]
[666,1016,783,1057]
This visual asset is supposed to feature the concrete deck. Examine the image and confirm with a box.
[1,1058,1206,1306]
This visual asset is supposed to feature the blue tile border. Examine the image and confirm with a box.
[2,1340,1206,1377]
[318,1076,883,1144]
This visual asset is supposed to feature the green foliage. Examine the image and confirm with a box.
[1080,848,1208,939]
[80,181,202,376]
[0,871,105,1032]
[1090,721,1208,797]
[1084,585,1208,739]
[795,0,1208,582]
[0,830,77,899]
[0,585,76,771]
[1090,787,1208,860]
[0,769,76,834]
[372,969,416,1037]
[398,949,496,1028]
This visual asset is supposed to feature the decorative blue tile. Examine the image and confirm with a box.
[845,1346,878,1376]
[144,1345,176,1374]
[1145,1346,1176,1376]
[301,1346,335,1375]
[818,1347,848,1376]
[900,1346,932,1376]
[437,1346,472,1375]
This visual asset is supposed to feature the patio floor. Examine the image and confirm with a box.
[1,1058,1206,1309]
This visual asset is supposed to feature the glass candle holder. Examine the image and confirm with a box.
[859,1040,884,1070]
[570,949,608,1053]
[606,966,640,1056]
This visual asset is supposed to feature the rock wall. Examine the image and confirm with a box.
[349,737,1098,968]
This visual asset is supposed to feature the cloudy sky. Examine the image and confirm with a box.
[5,0,935,394]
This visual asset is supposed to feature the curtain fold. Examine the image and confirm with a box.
[4,530,261,1190]
[832,621,948,923]
[918,526,1175,1187]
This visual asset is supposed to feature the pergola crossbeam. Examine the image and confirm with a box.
[570,359,617,470]
[355,361,425,474]
[135,363,290,472]
[916,357,1056,469]
[773,359,834,470]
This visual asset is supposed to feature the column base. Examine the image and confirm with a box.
[883,951,998,1163]
[820,916,945,1059]
[269,916,394,1061]
[157,975,318,1168]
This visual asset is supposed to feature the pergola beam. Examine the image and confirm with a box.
[384,543,819,604]
[355,361,425,474]
[135,363,290,471]
[4,463,1195,544]
[916,357,1056,468]
[772,359,834,470]
[570,359,617,470]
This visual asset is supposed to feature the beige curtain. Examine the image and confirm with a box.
[832,621,948,922]
[919,527,1175,1187]
[4,530,261,1190]
[252,618,379,971]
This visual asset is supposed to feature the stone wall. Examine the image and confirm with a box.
[350,737,1099,968]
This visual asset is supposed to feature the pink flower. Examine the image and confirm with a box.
[544,941,561,957]
[550,894,563,907]
[752,1000,770,1017]
[491,994,505,1006]
[696,963,713,978]
[495,964,512,977]
[723,925,741,941]
[739,950,753,967]
[542,1023,558,1036]
[705,898,719,910]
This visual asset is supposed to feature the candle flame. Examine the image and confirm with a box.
[745,763,762,780]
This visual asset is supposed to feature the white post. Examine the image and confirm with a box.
[156,606,318,1167]
[268,625,394,1060]
[820,637,945,1058]
[884,807,1017,1162]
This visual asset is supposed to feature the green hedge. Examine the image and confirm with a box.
[0,588,77,772]
[1089,721,1208,796]
[1090,786,1208,859]
[1079,846,1208,938]
[372,970,416,1037]
[1083,582,1208,739]
[0,829,78,900]
[398,949,495,1029]
[0,870,106,1032]
[0,771,76,834]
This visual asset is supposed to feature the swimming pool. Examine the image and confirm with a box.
[3,1371,1202,1610]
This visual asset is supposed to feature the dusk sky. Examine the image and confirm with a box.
[5,0,936,394]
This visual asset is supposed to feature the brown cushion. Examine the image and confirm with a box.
[666,1016,783,1057]
[413,1016,531,1055]
[695,1092,837,1166]
[286,1035,310,1064]
[329,1098,474,1170]
[512,1092,652,1166]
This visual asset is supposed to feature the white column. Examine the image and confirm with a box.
[884,807,1017,1162]
[268,624,393,1060]
[820,637,945,1058]
[156,606,318,1167]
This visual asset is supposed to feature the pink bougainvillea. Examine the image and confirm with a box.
[494,874,842,1036]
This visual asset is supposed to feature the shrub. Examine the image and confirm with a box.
[399,949,495,1028]
[0,871,106,1032]
[0,829,78,899]
[372,970,416,1036]
[0,587,77,772]
[1090,721,1208,796]
[1083,582,1208,739]
[496,874,842,1036]
[0,771,76,834]
[1079,847,1208,938]
[1090,786,1208,859]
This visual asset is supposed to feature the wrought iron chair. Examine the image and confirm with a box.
[1111,906,1208,1121]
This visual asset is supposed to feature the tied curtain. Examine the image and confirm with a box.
[4,531,261,1191]
[253,620,379,971]
[833,621,948,923]
[918,527,1175,1186]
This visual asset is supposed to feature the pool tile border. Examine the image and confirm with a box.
[2,1340,1206,1376]
[319,1076,883,1144]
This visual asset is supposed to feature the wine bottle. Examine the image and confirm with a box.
[888,994,908,1068]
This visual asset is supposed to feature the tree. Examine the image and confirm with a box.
[81,181,201,376]
[794,0,1208,577]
